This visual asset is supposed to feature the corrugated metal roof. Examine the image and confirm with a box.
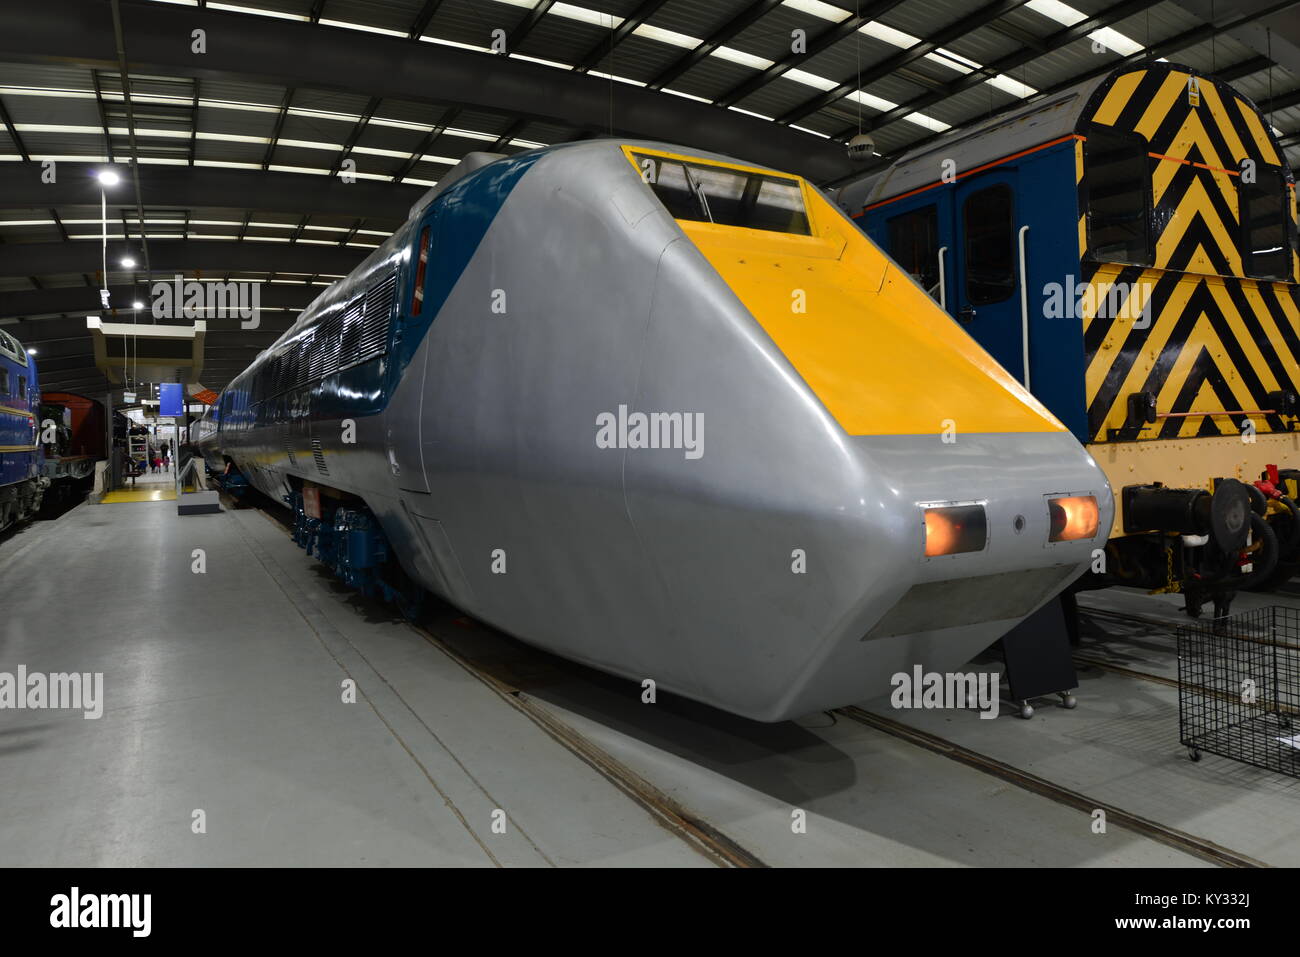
[590,35,692,84]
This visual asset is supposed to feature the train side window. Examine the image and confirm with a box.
[0,368,8,394]
[888,205,939,293]
[1084,125,1151,264]
[411,226,430,316]
[16,376,26,400]
[963,185,1015,305]
[1240,167,1289,280]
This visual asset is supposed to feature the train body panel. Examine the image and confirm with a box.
[200,139,1110,720]
[850,62,1300,611]
[40,391,105,486]
[0,329,46,530]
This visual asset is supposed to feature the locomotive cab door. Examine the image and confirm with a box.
[952,172,1028,385]
[390,210,439,495]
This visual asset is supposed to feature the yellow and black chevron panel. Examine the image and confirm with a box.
[1076,63,1300,444]
[1083,265,1300,441]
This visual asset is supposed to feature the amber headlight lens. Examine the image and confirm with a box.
[923,505,987,557]
[1048,495,1100,542]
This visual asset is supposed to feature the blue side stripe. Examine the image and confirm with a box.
[395,151,543,372]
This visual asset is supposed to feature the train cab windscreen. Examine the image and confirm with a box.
[1241,168,1289,280]
[633,152,811,235]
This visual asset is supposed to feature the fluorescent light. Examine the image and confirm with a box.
[988,75,1037,98]
[781,0,851,22]
[1024,0,1084,26]
[1087,27,1143,56]
[904,112,951,131]
[206,3,309,20]
[419,36,492,54]
[317,18,408,37]
[789,124,832,139]
[15,123,102,134]
[551,3,622,27]
[785,68,839,91]
[713,46,775,70]
[510,53,571,70]
[632,24,698,48]
[277,138,345,152]
[860,21,921,48]
[194,160,262,170]
[587,72,647,87]
[661,89,712,103]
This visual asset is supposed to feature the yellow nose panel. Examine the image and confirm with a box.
[680,192,1064,437]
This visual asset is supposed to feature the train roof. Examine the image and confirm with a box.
[0,328,31,367]
[838,73,1108,212]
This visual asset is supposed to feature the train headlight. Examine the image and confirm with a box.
[1048,495,1099,542]
[923,504,987,557]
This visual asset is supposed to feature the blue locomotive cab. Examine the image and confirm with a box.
[856,131,1087,441]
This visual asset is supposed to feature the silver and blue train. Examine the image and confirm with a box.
[197,140,1114,721]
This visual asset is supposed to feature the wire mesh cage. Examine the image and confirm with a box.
[1177,606,1300,775]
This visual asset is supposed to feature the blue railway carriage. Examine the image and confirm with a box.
[846,62,1300,617]
[0,328,45,531]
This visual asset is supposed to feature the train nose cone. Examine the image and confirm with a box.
[746,429,1113,721]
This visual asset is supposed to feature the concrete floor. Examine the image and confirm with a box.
[0,496,1286,867]
[0,498,709,866]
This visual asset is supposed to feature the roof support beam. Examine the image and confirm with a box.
[0,239,367,279]
[574,0,671,73]
[0,282,317,321]
[508,0,558,52]
[391,105,461,183]
[647,0,785,92]
[0,162,424,221]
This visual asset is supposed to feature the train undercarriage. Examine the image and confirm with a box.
[1077,468,1300,618]
[0,475,48,533]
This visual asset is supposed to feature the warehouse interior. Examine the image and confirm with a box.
[1,0,1300,877]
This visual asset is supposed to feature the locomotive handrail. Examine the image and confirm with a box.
[1018,225,1030,391]
[1156,410,1279,418]
[936,246,948,310]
